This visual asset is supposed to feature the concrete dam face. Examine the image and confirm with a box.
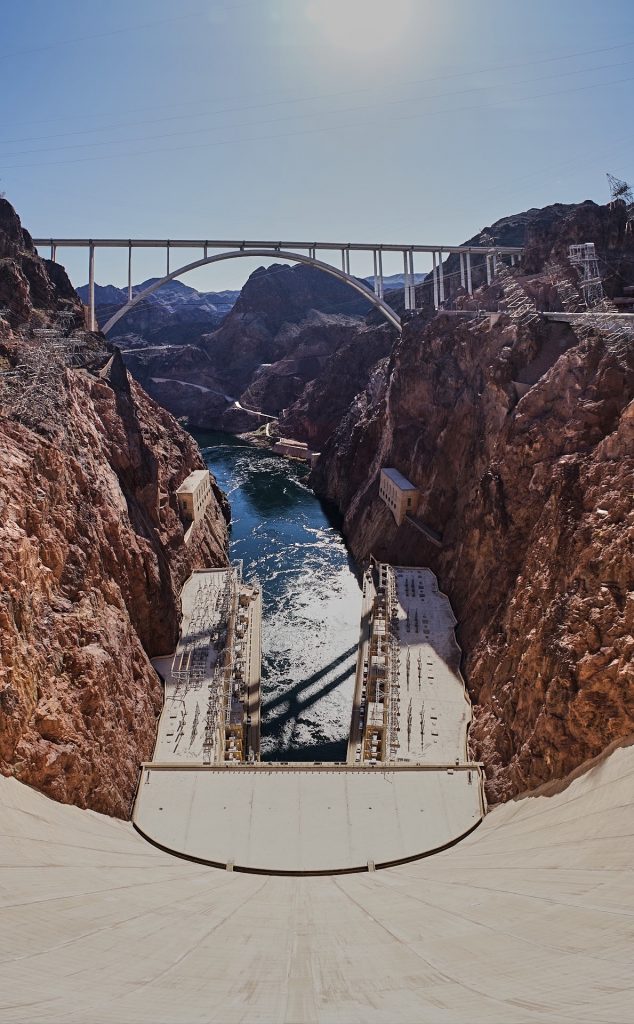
[135,564,485,874]
[1,741,632,1023]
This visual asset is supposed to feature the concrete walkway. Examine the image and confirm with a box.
[348,566,473,768]
[151,569,238,764]
[392,568,471,764]
[149,569,262,770]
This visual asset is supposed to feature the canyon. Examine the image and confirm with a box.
[77,278,240,346]
[1,194,632,819]
[4,5,633,1018]
[119,261,393,436]
[94,198,633,805]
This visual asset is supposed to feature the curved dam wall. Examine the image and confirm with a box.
[1,741,632,1023]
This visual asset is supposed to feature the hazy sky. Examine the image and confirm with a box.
[2,0,634,291]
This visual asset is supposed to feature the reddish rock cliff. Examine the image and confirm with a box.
[276,320,394,449]
[313,203,634,801]
[0,199,229,817]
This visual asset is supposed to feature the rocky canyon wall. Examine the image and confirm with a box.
[313,202,634,802]
[0,199,229,817]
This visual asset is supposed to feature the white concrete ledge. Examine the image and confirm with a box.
[133,766,484,873]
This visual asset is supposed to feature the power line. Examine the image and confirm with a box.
[4,33,634,134]
[0,2,259,62]
[455,137,634,225]
[4,70,634,172]
[3,54,633,156]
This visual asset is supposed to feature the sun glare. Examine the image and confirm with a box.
[306,0,414,55]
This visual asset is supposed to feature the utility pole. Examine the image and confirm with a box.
[568,243,604,308]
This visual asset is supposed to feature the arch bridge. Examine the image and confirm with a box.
[34,236,525,333]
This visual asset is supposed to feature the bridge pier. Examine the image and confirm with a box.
[373,250,385,300]
[402,252,409,310]
[50,242,56,263]
[438,250,445,306]
[466,252,473,294]
[127,243,133,303]
[88,242,95,332]
[486,254,492,286]
[403,251,417,311]
[460,252,466,290]
[432,251,439,309]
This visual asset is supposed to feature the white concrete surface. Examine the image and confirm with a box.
[137,569,482,873]
[348,566,472,768]
[133,764,484,872]
[1,741,632,1023]
[152,569,237,764]
[151,569,261,766]
[392,568,471,764]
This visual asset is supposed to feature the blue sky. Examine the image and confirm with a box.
[2,0,634,291]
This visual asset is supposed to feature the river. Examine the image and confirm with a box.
[193,430,362,762]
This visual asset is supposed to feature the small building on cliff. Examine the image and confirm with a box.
[379,468,419,526]
[176,469,212,525]
[273,437,320,468]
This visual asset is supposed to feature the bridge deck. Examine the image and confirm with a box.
[34,236,524,254]
[542,310,634,322]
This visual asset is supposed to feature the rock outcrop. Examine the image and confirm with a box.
[119,263,375,431]
[313,200,634,802]
[277,320,394,449]
[0,198,230,817]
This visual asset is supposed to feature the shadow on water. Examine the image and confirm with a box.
[262,644,358,715]
[192,428,362,761]
[261,656,357,760]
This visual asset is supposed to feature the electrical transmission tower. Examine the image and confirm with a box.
[568,243,604,308]
[607,173,634,231]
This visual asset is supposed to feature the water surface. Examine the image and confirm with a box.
[193,431,362,761]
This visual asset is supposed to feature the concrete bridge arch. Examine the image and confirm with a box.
[101,248,403,335]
